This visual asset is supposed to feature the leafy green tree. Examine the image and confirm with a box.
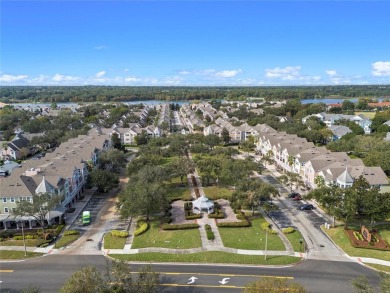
[342,100,355,111]
[111,132,122,149]
[135,130,148,145]
[99,149,127,173]
[89,169,119,193]
[60,266,107,293]
[13,193,61,234]
[118,165,167,220]
[221,128,230,144]
[169,156,195,186]
[314,175,325,188]
[278,171,303,193]
[352,273,390,293]
[203,134,220,150]
[243,277,308,293]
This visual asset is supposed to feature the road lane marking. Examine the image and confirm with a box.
[0,270,14,273]
[129,272,293,279]
[160,283,245,289]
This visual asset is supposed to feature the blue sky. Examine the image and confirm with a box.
[1,1,390,86]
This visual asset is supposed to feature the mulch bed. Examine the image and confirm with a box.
[345,229,390,250]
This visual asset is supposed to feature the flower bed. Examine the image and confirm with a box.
[345,229,390,251]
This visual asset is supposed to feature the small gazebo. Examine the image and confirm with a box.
[192,195,214,214]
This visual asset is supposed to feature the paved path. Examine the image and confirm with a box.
[197,216,224,248]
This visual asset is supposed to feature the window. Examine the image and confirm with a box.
[2,198,6,203]
[27,197,32,202]
[4,207,9,213]
[10,197,15,203]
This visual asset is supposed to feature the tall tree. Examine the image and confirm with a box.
[221,127,230,144]
[89,169,119,193]
[111,132,122,149]
[13,193,61,234]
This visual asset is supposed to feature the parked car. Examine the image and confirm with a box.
[292,195,302,201]
[288,192,300,198]
[299,204,314,210]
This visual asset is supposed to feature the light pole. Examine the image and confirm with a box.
[264,227,268,260]
[20,220,27,257]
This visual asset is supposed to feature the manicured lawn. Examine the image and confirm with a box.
[219,217,285,250]
[284,230,305,252]
[0,239,39,247]
[111,252,300,265]
[0,250,42,260]
[166,177,192,201]
[364,263,390,273]
[354,111,376,119]
[322,225,390,261]
[202,186,233,200]
[54,234,80,249]
[104,233,127,249]
[132,221,201,249]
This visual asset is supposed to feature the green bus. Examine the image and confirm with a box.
[82,211,91,225]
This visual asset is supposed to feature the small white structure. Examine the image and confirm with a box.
[192,195,214,214]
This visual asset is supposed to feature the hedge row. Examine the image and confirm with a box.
[186,214,202,220]
[111,230,129,238]
[282,227,295,234]
[161,223,199,230]
[184,202,193,210]
[208,211,225,219]
[134,222,149,237]
[217,211,251,228]
[205,225,215,240]
[64,230,80,236]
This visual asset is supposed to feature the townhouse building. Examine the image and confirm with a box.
[0,128,110,230]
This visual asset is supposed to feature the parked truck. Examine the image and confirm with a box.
[82,211,91,225]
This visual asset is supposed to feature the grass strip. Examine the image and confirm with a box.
[104,233,127,249]
[322,225,390,261]
[219,217,285,250]
[0,250,42,260]
[110,252,300,265]
[54,234,80,249]
[132,220,201,249]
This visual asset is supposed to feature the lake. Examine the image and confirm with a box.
[301,97,384,105]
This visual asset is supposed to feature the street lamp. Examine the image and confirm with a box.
[264,227,268,260]
[299,239,303,252]
[20,220,27,257]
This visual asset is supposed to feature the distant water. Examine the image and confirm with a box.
[301,97,384,105]
[9,100,190,109]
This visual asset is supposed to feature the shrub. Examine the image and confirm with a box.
[134,221,149,236]
[0,231,14,239]
[111,230,129,238]
[64,230,80,236]
[160,216,172,224]
[205,224,212,231]
[184,202,193,210]
[13,236,24,240]
[25,235,35,239]
[217,220,251,228]
[282,227,295,234]
[261,222,271,230]
[209,211,224,219]
[0,237,3,242]
[161,223,199,230]
[206,229,215,240]
[185,214,202,220]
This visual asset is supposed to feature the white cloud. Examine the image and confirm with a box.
[214,69,242,78]
[124,76,141,82]
[265,66,301,79]
[372,61,390,76]
[95,71,106,78]
[52,74,79,82]
[0,74,28,82]
[326,70,337,77]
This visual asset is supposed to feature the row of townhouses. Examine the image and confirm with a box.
[255,127,389,192]
[302,112,373,134]
[0,127,110,230]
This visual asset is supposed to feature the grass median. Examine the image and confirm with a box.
[110,251,300,265]
[322,224,390,261]
[132,220,201,249]
[219,217,285,250]
[0,250,42,260]
[104,232,127,249]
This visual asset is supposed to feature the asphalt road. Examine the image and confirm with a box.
[0,256,380,293]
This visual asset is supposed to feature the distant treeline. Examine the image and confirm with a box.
[0,85,389,103]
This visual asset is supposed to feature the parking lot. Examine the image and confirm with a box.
[71,195,107,232]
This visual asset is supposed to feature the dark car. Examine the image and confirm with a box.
[288,192,300,198]
[292,195,302,201]
[299,204,314,210]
